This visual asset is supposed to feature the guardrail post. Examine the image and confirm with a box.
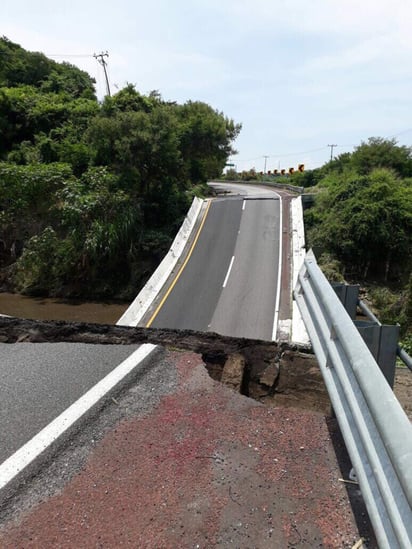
[331,283,399,388]
[331,283,359,320]
[354,321,399,388]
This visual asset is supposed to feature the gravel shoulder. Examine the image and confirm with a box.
[394,367,412,420]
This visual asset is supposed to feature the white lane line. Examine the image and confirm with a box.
[223,256,235,288]
[272,194,283,341]
[242,200,246,211]
[0,344,156,492]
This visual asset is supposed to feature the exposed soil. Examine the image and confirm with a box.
[1,315,410,420]
[394,367,412,419]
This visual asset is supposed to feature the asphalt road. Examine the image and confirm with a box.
[150,183,281,339]
[0,343,139,463]
[209,197,280,339]
[0,182,281,467]
[149,198,243,331]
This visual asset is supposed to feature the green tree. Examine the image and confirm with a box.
[307,169,412,280]
[0,37,50,87]
[0,162,73,264]
[329,138,412,178]
[0,37,95,98]
[86,106,183,194]
[178,100,241,183]
[101,83,155,114]
[0,40,242,298]
[14,167,143,295]
[56,167,143,293]
[0,86,98,159]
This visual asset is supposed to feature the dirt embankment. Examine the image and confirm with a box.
[1,316,410,418]
[394,368,412,419]
[0,316,328,411]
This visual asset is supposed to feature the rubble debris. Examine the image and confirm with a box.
[221,353,245,392]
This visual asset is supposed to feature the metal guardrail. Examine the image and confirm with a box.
[330,283,412,373]
[397,345,412,371]
[358,299,412,372]
[332,283,400,387]
[294,250,412,549]
[212,179,304,194]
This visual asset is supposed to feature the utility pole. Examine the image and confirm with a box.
[328,144,337,161]
[263,155,269,174]
[94,51,111,97]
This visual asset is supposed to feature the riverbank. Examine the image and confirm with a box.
[0,292,128,325]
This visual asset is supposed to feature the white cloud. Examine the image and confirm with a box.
[2,0,412,169]
[201,0,412,37]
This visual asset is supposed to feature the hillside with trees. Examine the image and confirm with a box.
[0,37,241,298]
[291,138,412,346]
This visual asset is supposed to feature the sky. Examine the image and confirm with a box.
[2,0,412,172]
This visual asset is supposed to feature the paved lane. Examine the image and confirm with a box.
[150,183,282,340]
[0,343,139,463]
[210,182,278,199]
[150,198,243,331]
[209,198,280,339]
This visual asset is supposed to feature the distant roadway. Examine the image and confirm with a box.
[147,183,282,340]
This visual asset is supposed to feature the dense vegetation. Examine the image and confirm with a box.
[295,138,412,282]
[0,37,241,298]
[293,138,412,342]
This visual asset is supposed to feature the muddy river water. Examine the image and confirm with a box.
[0,292,129,324]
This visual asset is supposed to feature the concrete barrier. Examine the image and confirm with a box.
[290,196,310,345]
[117,197,204,327]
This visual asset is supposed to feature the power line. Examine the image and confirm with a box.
[268,146,327,158]
[236,147,327,162]
[235,155,263,162]
[93,51,111,97]
[234,128,412,170]
[46,54,93,58]
[388,128,412,139]
[328,144,337,161]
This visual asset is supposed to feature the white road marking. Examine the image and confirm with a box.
[242,200,246,211]
[0,344,156,492]
[272,194,283,341]
[223,256,235,288]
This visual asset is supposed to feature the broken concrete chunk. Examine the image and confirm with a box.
[221,353,245,393]
[258,363,279,389]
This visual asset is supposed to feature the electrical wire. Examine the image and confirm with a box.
[267,146,327,158]
[235,126,412,165]
[236,147,327,162]
[388,128,412,139]
[46,54,93,58]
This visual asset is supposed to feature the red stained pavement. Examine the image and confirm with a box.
[0,350,372,548]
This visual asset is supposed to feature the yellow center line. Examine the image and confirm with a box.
[145,200,213,328]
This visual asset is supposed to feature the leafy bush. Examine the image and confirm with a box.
[306,168,412,281]
[318,253,345,283]
[14,227,62,293]
[290,169,324,188]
